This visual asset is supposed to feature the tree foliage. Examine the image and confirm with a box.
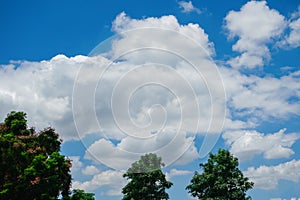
[122,153,173,200]
[186,149,254,200]
[0,111,94,200]
[70,189,95,200]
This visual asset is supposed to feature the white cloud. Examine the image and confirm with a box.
[0,13,226,170]
[70,156,91,181]
[82,165,100,176]
[111,12,214,58]
[75,13,228,168]
[1,13,300,173]
[70,156,123,196]
[221,67,300,122]
[244,159,300,190]
[224,1,286,69]
[223,129,300,161]
[0,55,88,140]
[279,7,300,48]
[286,18,300,47]
[70,13,227,145]
[70,156,83,173]
[84,129,199,170]
[178,1,201,14]
[166,168,192,180]
[72,170,126,196]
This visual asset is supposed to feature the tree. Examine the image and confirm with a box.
[186,149,254,200]
[122,153,173,200]
[70,189,95,200]
[0,111,94,200]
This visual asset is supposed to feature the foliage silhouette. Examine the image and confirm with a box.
[0,111,94,200]
[186,149,254,200]
[122,153,173,200]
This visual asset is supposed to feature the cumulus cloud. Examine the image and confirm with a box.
[223,129,300,161]
[178,1,201,14]
[0,13,226,170]
[82,165,100,176]
[84,130,199,170]
[70,156,83,173]
[244,159,300,190]
[70,156,90,181]
[69,156,121,195]
[224,1,286,69]
[111,12,214,57]
[221,67,300,122]
[0,55,87,140]
[75,13,228,169]
[285,18,300,48]
[1,12,300,173]
[72,170,126,196]
[166,168,193,180]
[279,7,300,48]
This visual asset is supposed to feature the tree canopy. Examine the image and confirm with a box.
[186,149,254,200]
[122,153,173,200]
[0,111,94,200]
[70,189,95,200]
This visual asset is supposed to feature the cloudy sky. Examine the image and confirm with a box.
[1,1,300,199]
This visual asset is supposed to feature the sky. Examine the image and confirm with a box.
[1,0,300,199]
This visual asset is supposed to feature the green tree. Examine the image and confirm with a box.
[186,149,254,200]
[122,153,173,200]
[0,111,94,200]
[70,189,95,200]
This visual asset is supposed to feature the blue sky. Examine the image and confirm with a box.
[1,1,300,199]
